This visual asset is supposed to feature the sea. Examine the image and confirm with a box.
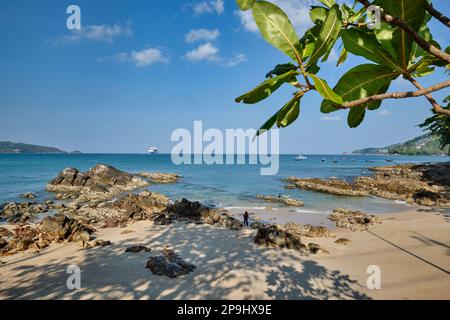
[0,154,449,217]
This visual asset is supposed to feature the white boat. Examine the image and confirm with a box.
[294,155,307,161]
[148,147,159,154]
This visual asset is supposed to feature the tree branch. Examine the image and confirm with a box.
[358,0,450,65]
[405,76,450,116]
[425,2,450,28]
[342,80,450,108]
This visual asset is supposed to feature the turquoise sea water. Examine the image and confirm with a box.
[0,154,449,215]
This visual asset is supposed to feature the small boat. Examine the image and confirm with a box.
[148,147,159,154]
[321,158,326,162]
[294,155,308,161]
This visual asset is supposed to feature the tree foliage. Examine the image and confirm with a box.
[419,96,450,154]
[234,0,450,135]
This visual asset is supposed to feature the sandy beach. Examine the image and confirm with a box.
[1,207,449,300]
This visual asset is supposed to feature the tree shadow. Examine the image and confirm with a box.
[0,223,371,300]
[410,232,450,256]
[417,207,450,223]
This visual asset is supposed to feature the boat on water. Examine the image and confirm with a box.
[294,155,308,161]
[148,147,159,154]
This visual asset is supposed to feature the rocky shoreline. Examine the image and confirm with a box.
[2,162,447,279]
[286,162,450,207]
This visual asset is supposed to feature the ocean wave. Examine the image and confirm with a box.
[295,209,325,214]
[224,206,268,210]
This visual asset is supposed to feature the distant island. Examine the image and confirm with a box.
[353,134,449,156]
[0,142,81,154]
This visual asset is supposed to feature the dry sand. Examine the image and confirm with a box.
[0,208,449,300]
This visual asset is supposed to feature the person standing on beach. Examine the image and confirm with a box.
[243,211,250,228]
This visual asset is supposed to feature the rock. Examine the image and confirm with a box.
[254,225,307,253]
[0,227,13,238]
[40,214,95,242]
[284,222,336,238]
[0,237,8,249]
[120,230,135,235]
[152,213,170,226]
[250,221,265,229]
[138,172,181,184]
[46,164,150,201]
[146,249,196,278]
[256,195,304,207]
[286,162,450,207]
[330,208,381,231]
[165,199,241,229]
[89,239,112,248]
[335,238,352,246]
[21,192,37,199]
[308,243,329,255]
[125,245,151,253]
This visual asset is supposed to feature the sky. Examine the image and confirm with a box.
[0,0,449,154]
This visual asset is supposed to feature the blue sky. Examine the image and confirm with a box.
[0,0,449,154]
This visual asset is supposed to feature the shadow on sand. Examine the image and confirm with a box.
[0,223,370,300]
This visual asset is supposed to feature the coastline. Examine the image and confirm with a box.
[1,207,449,300]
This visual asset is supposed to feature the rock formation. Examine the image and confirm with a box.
[256,195,305,207]
[329,208,381,231]
[286,162,450,207]
[146,248,196,278]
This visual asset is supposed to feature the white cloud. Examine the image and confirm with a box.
[235,0,313,35]
[52,24,132,45]
[378,109,391,117]
[192,0,224,15]
[225,53,247,67]
[185,28,220,43]
[184,42,220,62]
[321,115,341,121]
[100,48,168,67]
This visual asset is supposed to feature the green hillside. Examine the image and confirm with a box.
[353,134,449,156]
[0,142,79,154]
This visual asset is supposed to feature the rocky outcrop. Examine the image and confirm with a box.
[285,162,450,207]
[284,222,336,238]
[308,243,329,255]
[329,208,381,231]
[256,195,304,207]
[47,164,150,201]
[0,201,56,223]
[146,248,196,278]
[285,177,369,197]
[138,172,181,184]
[254,225,307,253]
[0,214,95,256]
[164,199,243,230]
[112,191,170,221]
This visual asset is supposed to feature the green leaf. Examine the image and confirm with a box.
[341,28,402,72]
[236,0,256,11]
[235,70,298,104]
[310,74,343,105]
[374,22,397,60]
[336,47,348,66]
[321,64,399,113]
[307,4,342,67]
[300,25,321,60]
[265,63,297,78]
[376,0,427,69]
[255,111,279,138]
[348,105,366,128]
[318,0,336,8]
[277,96,301,128]
[252,1,302,62]
[310,6,328,25]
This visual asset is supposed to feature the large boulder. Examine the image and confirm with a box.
[0,201,54,223]
[254,225,307,253]
[40,214,95,243]
[146,248,196,278]
[284,222,336,238]
[330,208,381,231]
[47,164,149,201]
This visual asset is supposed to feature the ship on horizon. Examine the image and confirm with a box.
[148,147,159,154]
